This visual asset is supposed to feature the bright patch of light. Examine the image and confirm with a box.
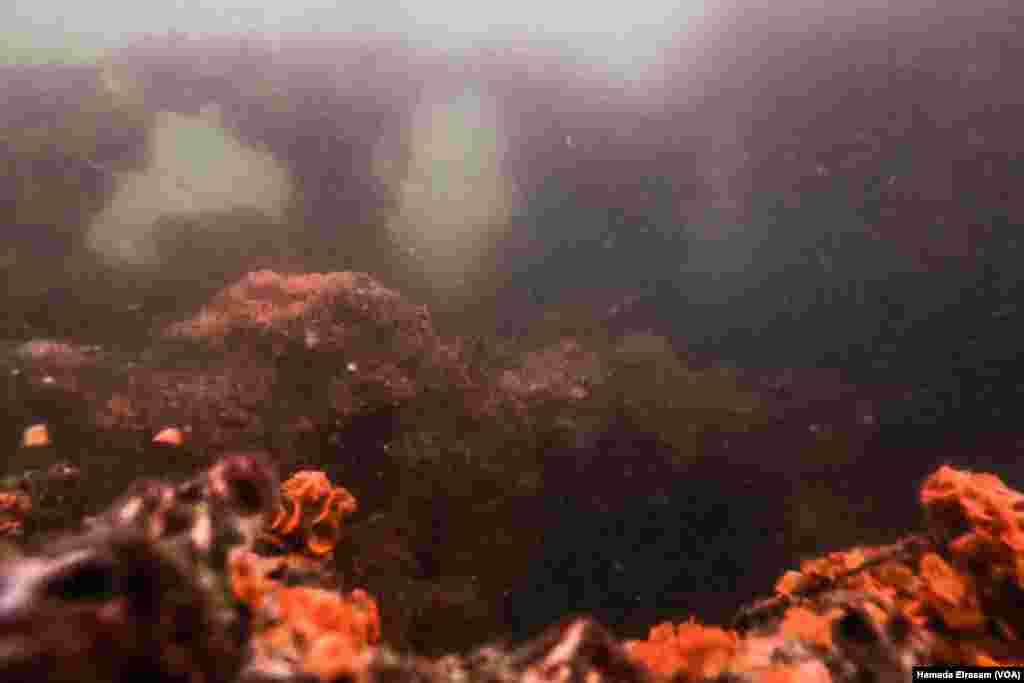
[6,0,709,73]
[391,0,703,69]
[87,104,292,267]
[382,88,513,294]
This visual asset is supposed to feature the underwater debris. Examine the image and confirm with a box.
[265,470,358,558]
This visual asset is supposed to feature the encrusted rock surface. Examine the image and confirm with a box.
[4,452,1024,682]
[626,466,1024,681]
[7,269,1021,680]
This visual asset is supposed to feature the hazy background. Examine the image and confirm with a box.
[3,0,1022,435]
[3,0,1023,430]
[4,0,696,69]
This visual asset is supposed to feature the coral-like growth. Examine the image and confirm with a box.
[498,338,599,403]
[920,465,1024,556]
[248,585,380,681]
[7,414,1024,683]
[167,269,504,410]
[628,466,1024,679]
[228,545,381,682]
[164,270,440,364]
[626,619,737,679]
[916,466,1024,663]
[632,589,930,682]
[93,363,275,447]
[266,470,358,557]
[226,467,378,680]
[0,451,386,683]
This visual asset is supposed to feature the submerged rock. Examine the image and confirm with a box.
[626,466,1024,680]
[3,440,1024,682]
[0,452,272,682]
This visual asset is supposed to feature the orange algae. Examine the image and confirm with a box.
[921,465,1024,563]
[228,549,283,605]
[240,468,378,680]
[629,466,1024,677]
[272,586,380,647]
[760,663,832,683]
[625,619,737,678]
[230,529,381,682]
[916,466,1024,663]
[772,467,1024,665]
[267,470,358,557]
[778,606,836,650]
[250,585,381,681]
[772,548,871,597]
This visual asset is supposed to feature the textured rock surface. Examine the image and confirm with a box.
[6,268,993,665]
[626,466,1024,680]
[5,456,1024,682]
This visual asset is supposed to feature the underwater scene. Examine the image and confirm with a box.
[2,0,1024,680]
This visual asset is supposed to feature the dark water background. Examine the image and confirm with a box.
[3,0,1024,649]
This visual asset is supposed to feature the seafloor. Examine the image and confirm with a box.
[2,270,1023,682]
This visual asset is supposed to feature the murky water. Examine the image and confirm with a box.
[2,0,1023,658]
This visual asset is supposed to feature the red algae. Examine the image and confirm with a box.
[498,338,599,403]
[94,363,275,447]
[164,270,437,360]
